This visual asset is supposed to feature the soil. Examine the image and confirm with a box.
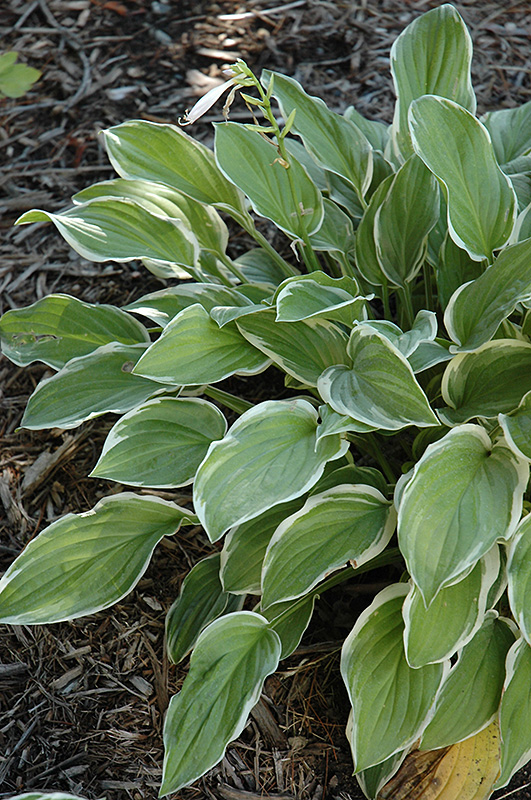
[1,1,531,799]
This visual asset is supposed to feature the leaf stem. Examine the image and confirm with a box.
[218,253,249,284]
[240,220,300,277]
[422,261,434,311]
[347,432,397,484]
[399,283,415,329]
[381,278,391,320]
[203,385,253,414]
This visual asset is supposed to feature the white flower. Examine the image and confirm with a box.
[180,78,236,126]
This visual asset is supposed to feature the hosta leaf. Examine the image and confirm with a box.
[261,594,315,659]
[380,723,500,800]
[103,120,249,220]
[318,325,438,430]
[0,494,195,624]
[194,399,348,542]
[390,4,475,160]
[510,172,531,213]
[482,101,531,166]
[403,547,500,668]
[398,425,528,606]
[17,199,199,272]
[268,71,372,198]
[209,302,265,328]
[507,513,531,644]
[440,340,531,425]
[366,310,438,359]
[237,309,348,386]
[354,174,395,287]
[166,554,241,664]
[374,155,439,287]
[341,584,446,772]
[274,272,364,325]
[409,96,516,261]
[420,613,516,750]
[436,232,482,310]
[124,283,255,326]
[408,340,453,373]
[273,271,359,303]
[262,485,396,608]
[20,343,165,430]
[316,404,376,439]
[73,178,229,258]
[214,122,323,239]
[309,198,356,257]
[0,294,149,370]
[220,499,305,595]
[344,105,389,152]
[6,795,90,800]
[91,397,227,488]
[133,304,269,385]
[285,138,328,191]
[500,390,531,461]
[160,612,281,795]
[356,749,408,800]
[496,638,531,789]
[326,170,365,218]
[444,237,531,351]
[234,248,290,288]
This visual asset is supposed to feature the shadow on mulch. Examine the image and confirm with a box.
[2,0,531,798]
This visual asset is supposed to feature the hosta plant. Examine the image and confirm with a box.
[3,5,531,798]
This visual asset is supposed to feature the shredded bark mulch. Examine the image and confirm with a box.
[2,1,531,798]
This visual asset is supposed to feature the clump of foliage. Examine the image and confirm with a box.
[0,51,41,98]
[3,5,531,798]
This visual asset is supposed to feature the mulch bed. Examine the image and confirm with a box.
[1,1,531,798]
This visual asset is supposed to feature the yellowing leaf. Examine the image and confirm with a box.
[379,722,500,800]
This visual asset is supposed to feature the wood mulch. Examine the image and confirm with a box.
[1,1,531,798]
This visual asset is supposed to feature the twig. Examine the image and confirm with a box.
[218,1,306,22]
[495,782,531,799]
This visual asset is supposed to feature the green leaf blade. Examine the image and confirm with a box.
[268,71,373,199]
[496,639,531,789]
[73,178,229,259]
[194,399,348,542]
[91,397,227,488]
[166,554,241,664]
[214,122,324,239]
[0,494,194,624]
[398,425,528,605]
[440,340,531,425]
[403,547,500,668]
[220,499,305,595]
[374,155,439,287]
[161,612,281,795]
[0,294,149,369]
[20,343,166,430]
[318,325,438,430]
[133,304,269,385]
[445,237,531,351]
[237,309,349,386]
[420,613,516,751]
[390,4,475,159]
[341,584,446,772]
[262,485,396,607]
[409,95,516,261]
[104,120,248,218]
[17,199,200,272]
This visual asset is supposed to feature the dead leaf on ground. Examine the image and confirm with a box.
[379,722,500,800]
